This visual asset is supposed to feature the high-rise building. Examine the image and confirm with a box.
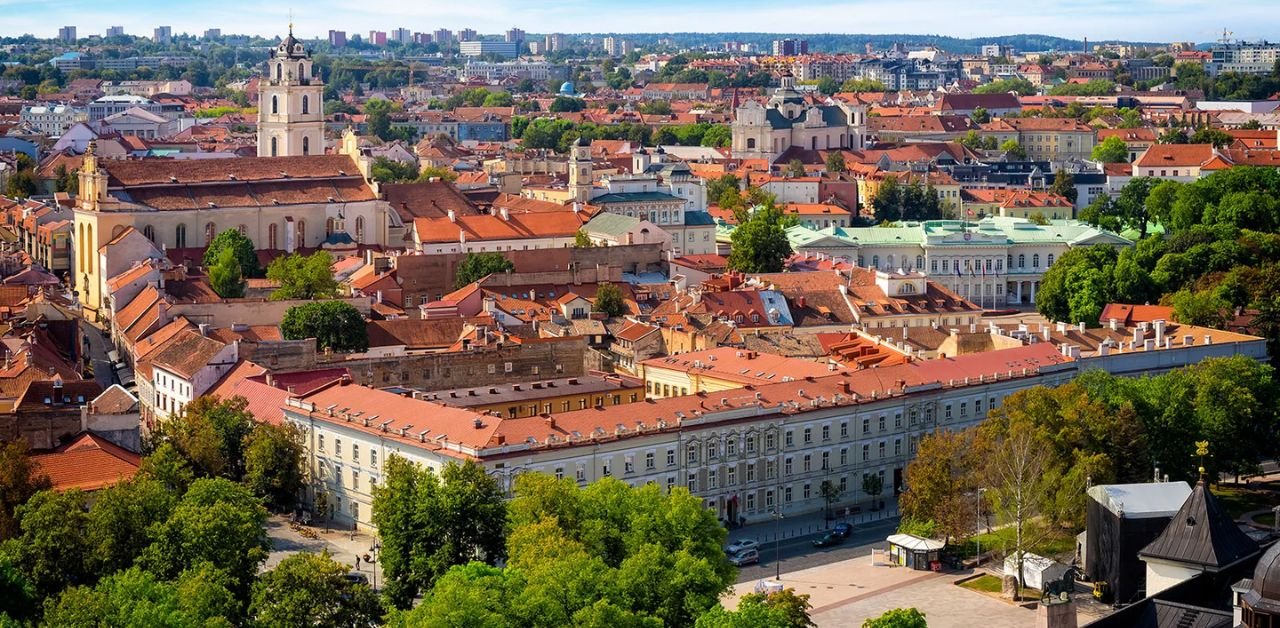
[413,33,432,45]
[603,37,631,57]
[391,28,412,44]
[153,26,172,44]
[771,38,808,56]
[457,28,478,42]
[544,33,565,53]
[433,29,454,46]
[1208,41,1280,76]
[105,26,125,38]
[58,26,77,43]
[527,41,545,55]
[459,40,519,59]
[203,28,221,40]
[368,31,388,46]
[258,28,325,158]
[328,30,347,47]
[505,28,525,44]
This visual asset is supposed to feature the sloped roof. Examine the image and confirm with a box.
[31,432,140,492]
[1139,480,1259,569]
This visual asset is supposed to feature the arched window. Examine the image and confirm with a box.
[1032,254,1040,268]
[887,254,894,268]
[205,223,215,245]
[1018,254,1026,268]
[275,63,281,81]
[302,136,309,156]
[325,217,336,237]
[1047,254,1054,266]
[871,255,879,268]
[271,95,278,115]
[77,223,84,272]
[268,224,278,250]
[86,224,93,272]
[915,255,923,269]
[270,137,278,157]
[746,138,756,149]
[301,95,309,115]
[296,220,305,247]
[355,217,365,243]
[111,225,126,238]
[143,225,155,242]
[175,224,187,249]
[298,63,305,80]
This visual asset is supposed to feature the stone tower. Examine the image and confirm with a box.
[257,27,325,157]
[568,136,593,203]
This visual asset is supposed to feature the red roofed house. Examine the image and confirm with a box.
[31,432,140,493]
[1132,144,1231,181]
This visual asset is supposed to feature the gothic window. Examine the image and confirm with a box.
[175,224,187,249]
[355,217,365,243]
[204,223,216,245]
[270,137,278,157]
[302,95,309,115]
[271,95,278,115]
[302,136,310,156]
[142,225,155,242]
[268,224,278,250]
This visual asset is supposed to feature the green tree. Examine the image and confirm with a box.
[1170,288,1230,328]
[415,165,458,182]
[974,78,1035,95]
[158,396,256,480]
[139,442,196,495]
[454,251,514,287]
[825,151,846,173]
[863,608,927,628]
[900,429,981,543]
[1000,139,1027,160]
[249,552,382,627]
[242,423,305,510]
[364,98,394,141]
[640,100,673,115]
[202,228,261,277]
[1189,127,1234,148]
[970,106,990,124]
[862,473,884,509]
[266,251,339,300]
[0,552,36,623]
[786,159,807,178]
[481,91,514,107]
[372,457,507,608]
[370,157,419,183]
[86,476,177,576]
[727,200,795,274]
[43,566,237,628]
[208,247,246,299]
[139,478,270,600]
[815,76,840,96]
[0,441,50,540]
[593,282,626,317]
[1092,135,1130,163]
[4,172,36,199]
[696,589,816,628]
[574,230,596,248]
[701,124,732,148]
[1050,168,1078,204]
[1048,79,1116,96]
[706,174,741,203]
[1028,211,1050,225]
[839,78,887,92]
[1035,245,1118,325]
[549,96,586,112]
[280,300,369,353]
[7,490,93,601]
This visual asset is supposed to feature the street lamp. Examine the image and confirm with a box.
[367,541,382,591]
[772,507,785,580]
[975,488,987,563]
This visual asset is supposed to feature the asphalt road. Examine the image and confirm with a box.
[734,516,901,584]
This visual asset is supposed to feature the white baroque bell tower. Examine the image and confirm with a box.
[257,27,325,158]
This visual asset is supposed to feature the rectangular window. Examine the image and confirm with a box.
[862,444,869,461]
[862,418,870,434]
[352,443,359,463]
[765,433,776,450]
[645,452,655,470]
[784,486,793,503]
[728,467,737,486]
[334,439,342,458]
[803,483,811,500]
[878,442,886,458]
[878,416,885,432]
[765,490,775,508]
[785,457,793,475]
[747,463,757,482]
[975,398,984,413]
[821,425,830,441]
[803,428,812,444]
[821,451,830,470]
[709,469,718,489]
[840,422,848,438]
[746,436,757,453]
[785,431,794,447]
[895,439,902,456]
[318,434,325,452]
[370,450,377,468]
[555,467,564,480]
[667,450,676,466]
[726,439,737,456]
[945,404,953,420]
[687,473,697,492]
[352,470,360,491]
[960,402,968,417]
[802,455,811,472]
[624,457,634,474]
[746,493,756,511]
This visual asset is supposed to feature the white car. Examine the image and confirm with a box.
[726,539,760,554]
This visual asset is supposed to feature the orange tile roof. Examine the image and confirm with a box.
[31,433,140,492]
[642,347,839,385]
[150,329,229,379]
[414,210,592,244]
[1133,143,1220,168]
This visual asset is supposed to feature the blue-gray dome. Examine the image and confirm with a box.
[559,82,575,95]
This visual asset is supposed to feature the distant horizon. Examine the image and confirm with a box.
[2,0,1277,43]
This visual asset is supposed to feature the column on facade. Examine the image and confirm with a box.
[1030,281,1037,304]
[1015,281,1022,304]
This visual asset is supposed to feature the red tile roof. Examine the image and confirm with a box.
[31,433,140,492]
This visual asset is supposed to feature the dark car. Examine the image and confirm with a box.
[832,522,854,538]
[812,531,844,548]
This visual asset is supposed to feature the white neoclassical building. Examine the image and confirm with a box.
[258,28,325,158]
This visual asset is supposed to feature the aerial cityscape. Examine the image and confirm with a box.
[1,3,1280,626]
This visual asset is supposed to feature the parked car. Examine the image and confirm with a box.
[832,522,854,538]
[725,539,759,554]
[728,548,759,566]
[342,573,369,586]
[812,531,844,548]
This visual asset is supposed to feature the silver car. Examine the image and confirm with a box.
[728,548,759,566]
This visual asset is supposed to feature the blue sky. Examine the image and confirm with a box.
[3,0,1279,42]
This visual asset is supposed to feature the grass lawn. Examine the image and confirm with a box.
[955,527,1077,561]
[1212,485,1278,519]
[958,573,1041,601]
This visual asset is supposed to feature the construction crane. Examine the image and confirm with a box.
[1218,28,1234,45]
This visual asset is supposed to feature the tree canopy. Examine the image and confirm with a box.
[203,229,261,277]
[727,196,795,274]
[455,251,514,287]
[249,552,383,627]
[280,300,369,353]
[266,251,339,300]
[593,282,627,317]
[1092,135,1130,163]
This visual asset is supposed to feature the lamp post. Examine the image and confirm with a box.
[975,488,987,563]
[772,507,785,580]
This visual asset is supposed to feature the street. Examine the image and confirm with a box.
[735,516,901,583]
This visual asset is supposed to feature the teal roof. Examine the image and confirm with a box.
[745,217,1132,249]
[584,212,641,237]
[590,192,685,204]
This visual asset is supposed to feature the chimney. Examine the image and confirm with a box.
[1099,343,1110,357]
[1077,322,1086,333]
[499,207,510,221]
[1035,598,1078,628]
[1183,334,1194,346]
[1204,334,1213,345]
[1056,321,1067,334]
[1132,326,1142,345]
[198,323,211,336]
[448,209,457,222]
[1153,319,1166,346]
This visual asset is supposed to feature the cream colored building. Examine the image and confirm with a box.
[72,145,402,318]
[258,29,325,158]
[731,73,867,162]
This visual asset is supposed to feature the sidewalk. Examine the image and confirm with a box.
[727,498,901,548]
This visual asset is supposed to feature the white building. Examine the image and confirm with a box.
[149,327,238,419]
[19,105,87,136]
[258,29,325,158]
[731,72,867,163]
